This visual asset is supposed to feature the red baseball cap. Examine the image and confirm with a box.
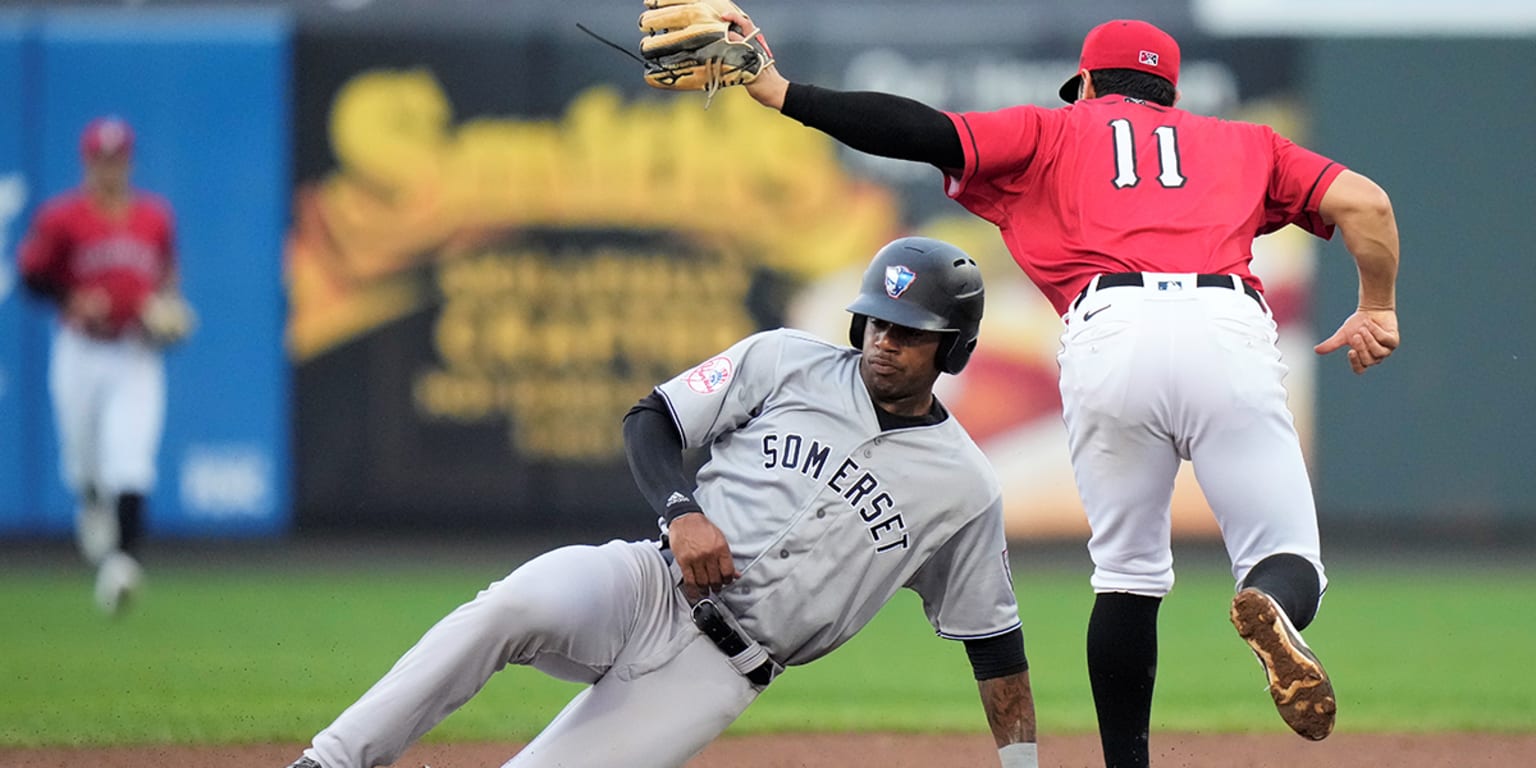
[80,116,135,159]
[1059,20,1181,103]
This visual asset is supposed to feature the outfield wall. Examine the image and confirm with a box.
[1306,37,1536,535]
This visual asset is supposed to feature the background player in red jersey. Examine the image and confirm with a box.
[656,12,1402,768]
[18,116,183,616]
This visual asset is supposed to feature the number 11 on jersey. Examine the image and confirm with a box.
[1109,118,1186,189]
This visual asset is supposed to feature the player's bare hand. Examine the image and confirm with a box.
[1314,308,1399,375]
[668,511,740,597]
[721,10,787,108]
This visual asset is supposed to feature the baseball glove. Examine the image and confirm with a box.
[638,0,773,98]
[139,292,197,347]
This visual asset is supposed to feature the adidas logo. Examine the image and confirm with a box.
[666,492,690,507]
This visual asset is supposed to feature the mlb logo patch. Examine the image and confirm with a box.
[885,265,917,298]
[1139,50,1159,67]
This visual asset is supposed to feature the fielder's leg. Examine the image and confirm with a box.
[1068,411,1177,768]
[1086,593,1161,768]
[48,327,113,565]
[91,492,148,616]
[93,339,164,616]
[1185,289,1334,739]
[1059,294,1183,768]
[98,338,164,533]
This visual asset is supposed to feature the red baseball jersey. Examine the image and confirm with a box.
[19,190,176,335]
[944,96,1346,315]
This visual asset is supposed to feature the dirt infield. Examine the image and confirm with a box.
[6,732,1535,768]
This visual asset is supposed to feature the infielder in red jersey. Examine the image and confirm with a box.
[715,14,1400,768]
[18,116,179,616]
[945,97,1345,316]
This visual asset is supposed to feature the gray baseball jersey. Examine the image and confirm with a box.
[657,328,1020,665]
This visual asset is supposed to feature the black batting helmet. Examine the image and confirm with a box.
[846,237,985,374]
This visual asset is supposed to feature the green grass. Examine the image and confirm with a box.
[2,545,1533,747]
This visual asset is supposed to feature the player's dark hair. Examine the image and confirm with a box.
[1088,68,1176,107]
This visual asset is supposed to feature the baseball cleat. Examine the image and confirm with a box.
[94,551,142,618]
[1230,587,1336,740]
[285,758,322,768]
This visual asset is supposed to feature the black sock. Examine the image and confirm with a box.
[1088,592,1161,768]
[1240,553,1321,630]
[117,492,145,557]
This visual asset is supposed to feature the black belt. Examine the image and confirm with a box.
[692,599,776,686]
[1073,272,1264,311]
[660,544,776,686]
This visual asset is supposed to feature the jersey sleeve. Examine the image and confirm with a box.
[654,330,786,450]
[942,106,1048,224]
[17,203,69,297]
[1260,131,1347,239]
[906,494,1021,640]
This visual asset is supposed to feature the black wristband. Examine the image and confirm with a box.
[662,492,704,523]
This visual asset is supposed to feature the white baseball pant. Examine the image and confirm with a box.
[1058,273,1326,596]
[48,324,165,497]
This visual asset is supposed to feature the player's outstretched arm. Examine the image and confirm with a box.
[718,8,961,170]
[1315,169,1400,374]
[978,670,1039,767]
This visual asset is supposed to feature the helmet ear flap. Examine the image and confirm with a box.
[849,313,868,349]
[942,337,977,374]
[935,334,974,374]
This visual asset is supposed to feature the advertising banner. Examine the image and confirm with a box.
[288,27,1317,539]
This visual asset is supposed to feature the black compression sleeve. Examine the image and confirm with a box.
[623,391,704,523]
[963,627,1029,681]
[781,83,964,171]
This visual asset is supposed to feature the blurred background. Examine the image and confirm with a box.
[1,0,1533,552]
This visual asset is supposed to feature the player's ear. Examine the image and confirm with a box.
[1079,70,1095,100]
[1173,88,1181,106]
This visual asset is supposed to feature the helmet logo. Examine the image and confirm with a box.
[884,265,916,298]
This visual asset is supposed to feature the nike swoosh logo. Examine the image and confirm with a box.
[1083,304,1111,321]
